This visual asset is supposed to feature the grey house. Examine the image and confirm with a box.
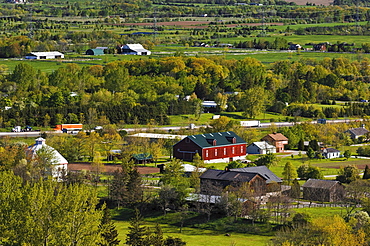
[247,141,276,154]
[345,125,369,140]
[302,179,345,202]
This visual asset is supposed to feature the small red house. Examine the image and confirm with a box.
[261,133,288,153]
[173,131,247,163]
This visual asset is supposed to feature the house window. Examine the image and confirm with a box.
[215,149,217,156]
[206,150,208,157]
[232,147,235,154]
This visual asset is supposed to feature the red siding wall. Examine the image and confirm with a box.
[173,139,203,161]
[202,144,246,161]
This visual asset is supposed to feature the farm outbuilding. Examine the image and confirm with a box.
[118,44,151,55]
[27,137,68,180]
[302,179,345,202]
[173,131,247,163]
[25,51,64,59]
[85,49,105,55]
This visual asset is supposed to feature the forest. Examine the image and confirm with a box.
[1,55,370,128]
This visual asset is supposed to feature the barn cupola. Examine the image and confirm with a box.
[35,137,46,145]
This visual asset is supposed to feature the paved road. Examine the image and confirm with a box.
[0,131,42,138]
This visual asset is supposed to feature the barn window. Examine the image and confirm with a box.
[224,148,227,155]
[206,150,208,157]
[232,147,235,154]
[215,149,217,156]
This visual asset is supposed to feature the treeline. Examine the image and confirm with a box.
[2,55,370,127]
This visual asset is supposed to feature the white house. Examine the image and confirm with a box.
[25,51,64,59]
[247,141,276,155]
[119,44,151,55]
[27,137,68,179]
[321,148,340,159]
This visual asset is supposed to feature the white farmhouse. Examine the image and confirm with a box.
[27,137,68,179]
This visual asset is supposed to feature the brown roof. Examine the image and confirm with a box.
[264,133,288,141]
[302,179,341,189]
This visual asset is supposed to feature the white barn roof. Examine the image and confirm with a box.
[130,133,187,140]
[28,137,68,165]
[25,51,64,59]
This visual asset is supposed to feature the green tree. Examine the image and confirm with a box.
[363,165,370,179]
[282,162,298,185]
[297,164,323,180]
[240,86,269,119]
[344,150,351,160]
[336,165,360,184]
[126,209,148,246]
[225,161,244,170]
[99,205,120,246]
[255,153,279,168]
[306,147,315,159]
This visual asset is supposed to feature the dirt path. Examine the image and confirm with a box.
[68,163,160,175]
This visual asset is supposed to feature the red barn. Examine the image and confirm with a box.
[173,131,247,163]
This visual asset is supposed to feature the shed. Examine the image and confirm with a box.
[86,49,105,55]
[131,153,153,164]
[302,179,345,202]
[25,51,64,59]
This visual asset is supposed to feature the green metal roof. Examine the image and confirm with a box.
[132,153,153,161]
[186,131,246,149]
[86,49,104,55]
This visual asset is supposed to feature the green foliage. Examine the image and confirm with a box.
[0,171,103,245]
[99,205,120,246]
[363,165,370,179]
[225,161,244,170]
[297,164,323,180]
[282,162,298,185]
[343,150,351,160]
[336,165,360,184]
[255,153,279,168]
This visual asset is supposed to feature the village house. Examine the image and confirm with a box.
[345,125,369,140]
[261,133,289,153]
[199,169,267,195]
[173,131,247,163]
[321,148,340,159]
[302,179,345,202]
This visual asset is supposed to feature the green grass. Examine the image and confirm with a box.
[290,206,356,219]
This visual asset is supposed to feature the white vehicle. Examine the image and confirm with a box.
[240,120,261,127]
[12,126,21,132]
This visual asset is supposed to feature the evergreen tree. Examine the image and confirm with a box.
[290,179,301,198]
[99,205,120,246]
[363,165,370,179]
[298,138,305,151]
[126,209,148,246]
[306,147,315,159]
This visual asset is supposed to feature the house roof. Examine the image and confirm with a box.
[183,131,246,149]
[346,127,369,137]
[249,141,275,150]
[263,133,288,141]
[200,169,263,183]
[231,166,282,183]
[302,179,342,189]
[322,148,340,153]
[27,51,64,56]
